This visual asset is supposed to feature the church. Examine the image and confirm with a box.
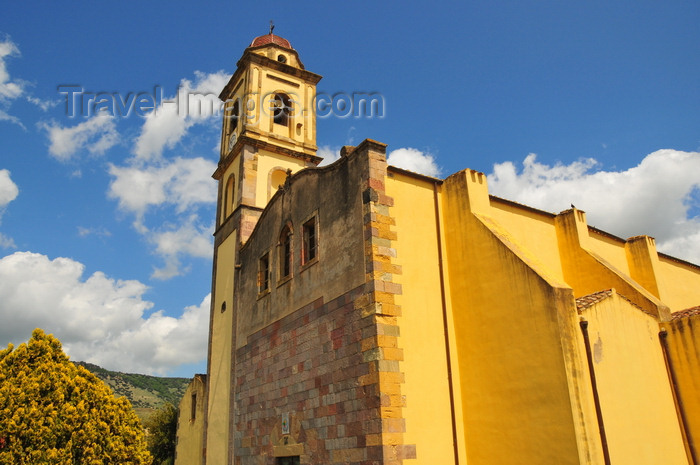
[173,32,700,465]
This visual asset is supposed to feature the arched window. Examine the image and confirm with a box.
[268,168,287,200]
[224,99,240,152]
[223,174,235,219]
[279,226,292,279]
[272,93,291,126]
[230,99,240,131]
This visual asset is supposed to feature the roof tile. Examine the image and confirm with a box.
[250,34,293,50]
[671,305,700,320]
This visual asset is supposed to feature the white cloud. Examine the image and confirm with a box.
[0,37,26,128]
[108,156,216,278]
[150,217,213,280]
[387,147,441,178]
[317,145,341,166]
[0,169,19,210]
[0,108,22,127]
[0,251,209,375]
[39,112,119,161]
[0,170,18,248]
[108,156,217,220]
[133,70,229,162]
[106,72,224,281]
[105,294,210,370]
[77,226,111,238]
[0,233,15,249]
[26,95,59,112]
[346,126,356,145]
[0,38,23,102]
[488,149,700,264]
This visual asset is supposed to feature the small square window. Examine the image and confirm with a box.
[259,253,270,292]
[276,457,300,465]
[302,217,317,264]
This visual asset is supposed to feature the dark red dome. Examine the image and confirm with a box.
[250,34,293,50]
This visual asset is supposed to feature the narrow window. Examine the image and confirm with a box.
[191,393,197,421]
[302,217,317,264]
[224,174,235,218]
[224,99,240,153]
[272,93,291,126]
[279,227,292,278]
[231,99,240,131]
[259,253,270,292]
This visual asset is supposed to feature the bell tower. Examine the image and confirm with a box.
[203,31,322,465]
[213,30,322,233]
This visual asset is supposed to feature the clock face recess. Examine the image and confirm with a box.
[227,132,237,151]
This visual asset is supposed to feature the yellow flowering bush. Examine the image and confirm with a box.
[0,329,151,464]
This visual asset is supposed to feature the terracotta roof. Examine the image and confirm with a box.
[576,289,656,318]
[250,33,292,49]
[576,289,613,312]
[671,305,700,321]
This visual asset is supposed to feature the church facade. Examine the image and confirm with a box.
[174,33,700,465]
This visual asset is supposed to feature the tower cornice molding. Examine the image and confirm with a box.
[213,134,322,180]
[219,50,322,101]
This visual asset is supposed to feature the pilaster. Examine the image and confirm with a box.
[352,139,416,464]
[555,209,669,319]
[625,235,662,299]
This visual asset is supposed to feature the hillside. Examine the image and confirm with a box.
[76,362,190,411]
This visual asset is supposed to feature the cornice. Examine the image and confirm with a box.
[213,134,321,180]
[219,50,322,100]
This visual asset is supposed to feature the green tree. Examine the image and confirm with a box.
[143,403,178,465]
[0,329,151,464]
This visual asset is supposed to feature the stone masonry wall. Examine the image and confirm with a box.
[234,285,378,464]
[232,140,414,465]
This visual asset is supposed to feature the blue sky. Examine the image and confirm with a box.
[0,1,698,376]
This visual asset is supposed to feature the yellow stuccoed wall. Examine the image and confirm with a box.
[218,155,240,225]
[657,257,700,311]
[487,192,700,315]
[581,292,687,464]
[250,45,303,69]
[205,232,237,464]
[488,198,565,281]
[386,170,466,465]
[441,170,599,465]
[586,231,632,275]
[662,313,700,461]
[254,148,308,208]
[433,167,700,464]
[174,375,206,465]
[555,209,670,319]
